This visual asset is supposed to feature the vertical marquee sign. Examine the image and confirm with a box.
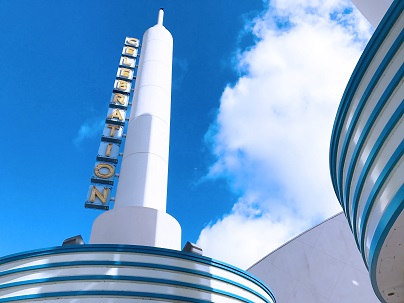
[85,37,140,210]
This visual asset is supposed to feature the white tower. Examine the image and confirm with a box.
[90,9,181,250]
[0,9,276,303]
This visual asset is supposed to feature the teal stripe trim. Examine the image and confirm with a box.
[351,104,404,248]
[329,0,403,202]
[338,33,403,211]
[347,64,404,237]
[0,290,213,303]
[0,275,269,303]
[0,260,271,303]
[0,245,275,302]
[358,139,404,263]
[369,185,404,303]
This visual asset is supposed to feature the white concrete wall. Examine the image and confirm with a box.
[351,0,392,27]
[248,214,380,303]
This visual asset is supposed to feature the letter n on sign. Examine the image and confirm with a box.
[85,185,112,210]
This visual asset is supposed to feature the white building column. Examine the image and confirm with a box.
[90,9,181,250]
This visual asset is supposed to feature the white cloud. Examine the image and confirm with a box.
[173,57,189,91]
[73,118,104,146]
[197,0,373,269]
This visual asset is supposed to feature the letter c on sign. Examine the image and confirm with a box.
[94,163,115,179]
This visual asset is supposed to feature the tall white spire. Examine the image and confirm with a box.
[114,8,172,212]
[157,8,164,25]
[89,10,181,250]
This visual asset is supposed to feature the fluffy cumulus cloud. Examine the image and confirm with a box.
[197,0,373,269]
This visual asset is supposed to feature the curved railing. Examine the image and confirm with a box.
[0,245,276,303]
[329,0,403,301]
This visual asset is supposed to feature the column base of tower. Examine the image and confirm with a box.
[89,206,181,250]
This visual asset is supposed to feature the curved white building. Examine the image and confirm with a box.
[0,245,275,303]
[6,1,402,301]
[329,0,403,301]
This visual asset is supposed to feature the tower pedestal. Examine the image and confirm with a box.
[90,206,181,250]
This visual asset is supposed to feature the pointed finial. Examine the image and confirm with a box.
[157,8,164,25]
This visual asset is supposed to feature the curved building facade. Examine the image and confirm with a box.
[329,0,403,302]
[0,245,275,303]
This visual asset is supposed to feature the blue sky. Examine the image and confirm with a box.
[0,0,372,268]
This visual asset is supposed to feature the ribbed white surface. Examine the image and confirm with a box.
[0,246,276,303]
[330,3,403,302]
